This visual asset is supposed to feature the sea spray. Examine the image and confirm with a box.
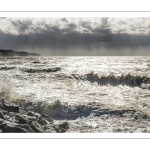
[0,78,16,100]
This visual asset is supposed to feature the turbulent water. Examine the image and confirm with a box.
[0,56,150,133]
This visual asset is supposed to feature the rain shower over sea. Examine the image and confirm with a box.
[0,56,150,133]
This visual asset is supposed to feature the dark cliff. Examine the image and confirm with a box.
[0,49,41,56]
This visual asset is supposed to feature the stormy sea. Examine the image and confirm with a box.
[0,56,150,133]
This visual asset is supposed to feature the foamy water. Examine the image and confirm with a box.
[0,56,150,132]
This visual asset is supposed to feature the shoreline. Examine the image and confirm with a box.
[0,98,69,133]
[0,97,149,133]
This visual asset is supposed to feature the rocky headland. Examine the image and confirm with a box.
[0,49,41,56]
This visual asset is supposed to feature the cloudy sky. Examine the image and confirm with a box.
[0,17,150,55]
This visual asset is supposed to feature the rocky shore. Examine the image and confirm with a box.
[0,97,150,133]
[0,98,69,133]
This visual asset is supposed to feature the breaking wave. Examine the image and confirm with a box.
[16,99,150,121]
[67,72,150,88]
[0,77,17,100]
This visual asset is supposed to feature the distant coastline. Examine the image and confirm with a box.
[0,49,41,56]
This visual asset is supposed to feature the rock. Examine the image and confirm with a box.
[26,115,37,121]
[54,122,69,133]
[17,124,35,133]
[27,111,35,116]
[17,118,29,124]
[1,125,28,133]
[35,113,41,118]
[0,98,59,133]
[59,122,69,131]
[0,123,7,129]
[19,108,27,114]
[0,118,4,124]
[3,103,19,113]
[41,114,49,118]
[38,118,49,126]
[3,110,9,115]
[30,122,44,133]
[0,104,3,109]
[0,111,4,119]
[41,114,53,122]
[15,115,29,124]
[45,129,56,133]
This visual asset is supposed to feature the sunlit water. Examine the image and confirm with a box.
[0,56,150,133]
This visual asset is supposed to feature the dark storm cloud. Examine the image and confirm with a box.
[92,28,111,35]
[0,30,102,49]
[0,28,150,51]
[102,34,150,49]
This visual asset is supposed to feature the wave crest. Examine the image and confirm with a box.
[69,72,150,88]
[86,73,150,87]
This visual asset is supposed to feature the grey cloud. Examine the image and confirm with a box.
[10,19,77,35]
[101,18,109,27]
[79,20,111,35]
[139,29,145,32]
[80,21,93,31]
[117,29,126,34]
[118,21,126,25]
[11,20,33,34]
[8,18,143,37]
[0,17,6,19]
[61,18,68,22]
[131,28,136,31]
[68,23,77,29]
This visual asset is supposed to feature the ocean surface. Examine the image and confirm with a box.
[0,56,150,133]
